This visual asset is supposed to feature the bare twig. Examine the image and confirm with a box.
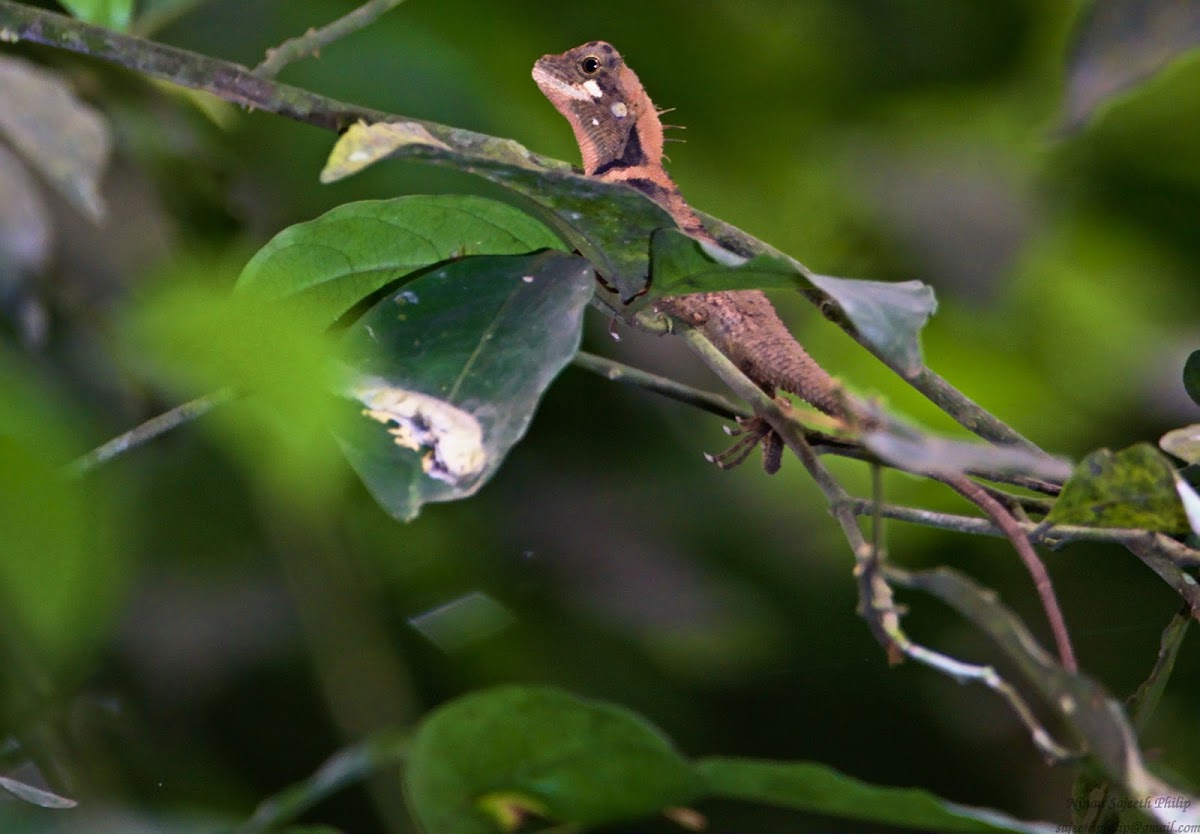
[254,0,409,78]
[940,475,1077,673]
[571,350,748,421]
[66,389,233,477]
[843,500,1200,560]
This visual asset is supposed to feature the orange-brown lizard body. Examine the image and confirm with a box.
[532,42,842,430]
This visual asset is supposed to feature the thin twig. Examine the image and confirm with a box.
[843,499,1200,556]
[940,474,1077,673]
[254,0,409,78]
[571,350,749,420]
[66,389,233,477]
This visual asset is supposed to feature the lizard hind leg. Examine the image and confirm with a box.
[704,417,784,474]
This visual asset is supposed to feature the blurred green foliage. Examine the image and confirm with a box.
[1,0,1198,832]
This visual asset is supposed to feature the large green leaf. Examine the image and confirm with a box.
[337,251,594,521]
[235,195,566,326]
[322,121,676,302]
[649,228,937,375]
[697,758,1053,833]
[1046,443,1189,533]
[402,685,1055,834]
[404,686,701,833]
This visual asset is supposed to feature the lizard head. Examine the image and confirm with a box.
[532,41,662,175]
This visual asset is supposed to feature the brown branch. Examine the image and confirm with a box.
[0,1,402,133]
[940,474,1077,673]
[254,0,410,79]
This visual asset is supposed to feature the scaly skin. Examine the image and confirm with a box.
[532,41,841,420]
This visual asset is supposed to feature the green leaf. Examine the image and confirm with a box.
[56,0,133,30]
[337,251,593,521]
[1185,349,1200,407]
[0,56,111,219]
[404,686,700,834]
[235,195,566,326]
[649,228,936,375]
[1046,443,1189,533]
[321,121,682,302]
[697,758,1053,833]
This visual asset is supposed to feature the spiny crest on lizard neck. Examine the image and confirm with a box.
[531,41,665,177]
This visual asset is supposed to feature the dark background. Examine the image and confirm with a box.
[2,0,1199,831]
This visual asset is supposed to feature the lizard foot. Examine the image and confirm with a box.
[704,417,784,474]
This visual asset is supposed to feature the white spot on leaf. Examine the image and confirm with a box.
[351,378,486,485]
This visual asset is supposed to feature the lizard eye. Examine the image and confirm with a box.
[579,55,601,75]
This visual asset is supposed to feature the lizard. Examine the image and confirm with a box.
[532,41,844,470]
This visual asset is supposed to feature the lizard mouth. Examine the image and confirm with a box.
[531,63,591,102]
